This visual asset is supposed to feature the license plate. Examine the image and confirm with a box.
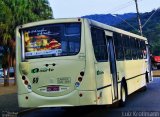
[47,86,59,92]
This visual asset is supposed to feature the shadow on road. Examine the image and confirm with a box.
[17,106,101,117]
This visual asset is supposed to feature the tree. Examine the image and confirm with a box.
[0,0,12,86]
[0,0,53,86]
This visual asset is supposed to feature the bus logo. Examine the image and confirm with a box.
[31,68,54,73]
[32,68,39,73]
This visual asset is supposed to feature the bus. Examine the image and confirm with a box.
[16,18,152,108]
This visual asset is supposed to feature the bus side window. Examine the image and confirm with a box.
[140,40,147,59]
[128,37,132,60]
[91,27,108,62]
[135,39,140,59]
[114,33,124,61]
[137,39,143,59]
[131,38,137,60]
[124,35,132,60]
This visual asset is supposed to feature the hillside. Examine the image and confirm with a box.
[83,13,136,26]
[83,9,160,55]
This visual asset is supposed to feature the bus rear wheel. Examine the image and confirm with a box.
[119,85,127,107]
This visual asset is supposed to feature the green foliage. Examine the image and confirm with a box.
[0,0,12,45]
[0,0,53,83]
[0,0,53,41]
[0,0,53,46]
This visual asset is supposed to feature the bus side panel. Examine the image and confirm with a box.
[79,91,97,106]
[78,19,97,91]
[96,87,113,105]
[116,61,125,100]
[95,63,113,105]
[125,60,146,95]
[78,19,97,105]
[137,60,147,89]
[82,20,113,105]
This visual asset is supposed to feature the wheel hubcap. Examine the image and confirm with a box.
[122,87,126,102]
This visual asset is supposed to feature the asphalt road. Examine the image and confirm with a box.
[1,78,160,117]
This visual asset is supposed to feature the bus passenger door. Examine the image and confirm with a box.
[146,44,153,82]
[105,31,118,101]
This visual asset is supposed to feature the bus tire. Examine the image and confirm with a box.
[145,71,149,83]
[119,84,127,107]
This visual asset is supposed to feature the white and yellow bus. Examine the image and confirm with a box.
[16,18,152,107]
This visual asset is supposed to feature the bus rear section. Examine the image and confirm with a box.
[16,19,96,107]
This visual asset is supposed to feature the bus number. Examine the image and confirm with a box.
[33,77,39,84]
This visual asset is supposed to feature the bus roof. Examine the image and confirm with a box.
[17,18,147,41]
[17,18,82,29]
[87,19,147,41]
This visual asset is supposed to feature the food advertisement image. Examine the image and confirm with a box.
[24,32,62,57]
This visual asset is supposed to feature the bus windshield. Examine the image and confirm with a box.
[22,23,81,59]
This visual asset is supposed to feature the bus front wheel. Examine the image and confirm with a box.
[119,85,127,107]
